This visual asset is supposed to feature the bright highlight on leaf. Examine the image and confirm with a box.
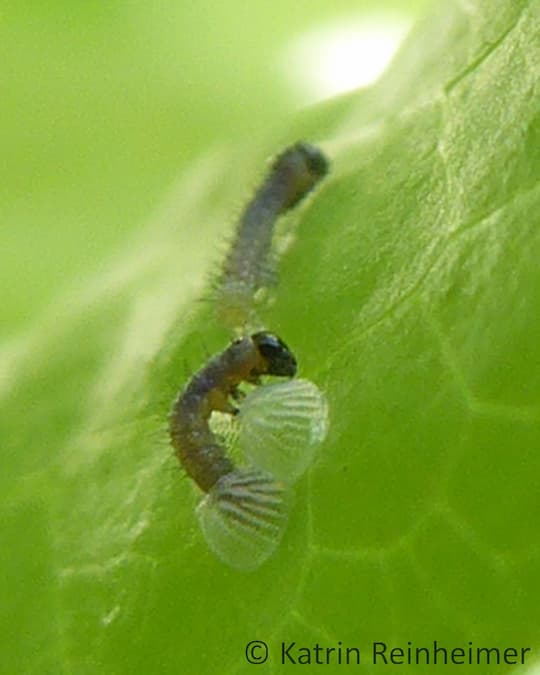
[283,14,411,102]
[238,378,328,483]
[196,468,290,571]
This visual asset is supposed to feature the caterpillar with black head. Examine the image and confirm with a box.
[169,332,296,570]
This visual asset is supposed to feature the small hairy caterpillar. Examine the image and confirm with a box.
[170,332,296,491]
[169,332,296,569]
[217,141,329,329]
[169,333,328,570]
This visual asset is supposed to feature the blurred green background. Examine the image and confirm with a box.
[1,0,429,337]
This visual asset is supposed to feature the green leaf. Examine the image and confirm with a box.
[2,0,539,673]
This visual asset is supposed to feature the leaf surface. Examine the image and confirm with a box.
[2,1,539,673]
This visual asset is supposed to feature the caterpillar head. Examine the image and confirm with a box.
[251,332,297,377]
[273,142,329,211]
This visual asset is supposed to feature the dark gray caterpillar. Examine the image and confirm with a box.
[217,142,329,329]
[169,332,297,570]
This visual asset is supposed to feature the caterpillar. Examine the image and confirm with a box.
[169,332,296,570]
[169,332,328,570]
[217,141,329,329]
